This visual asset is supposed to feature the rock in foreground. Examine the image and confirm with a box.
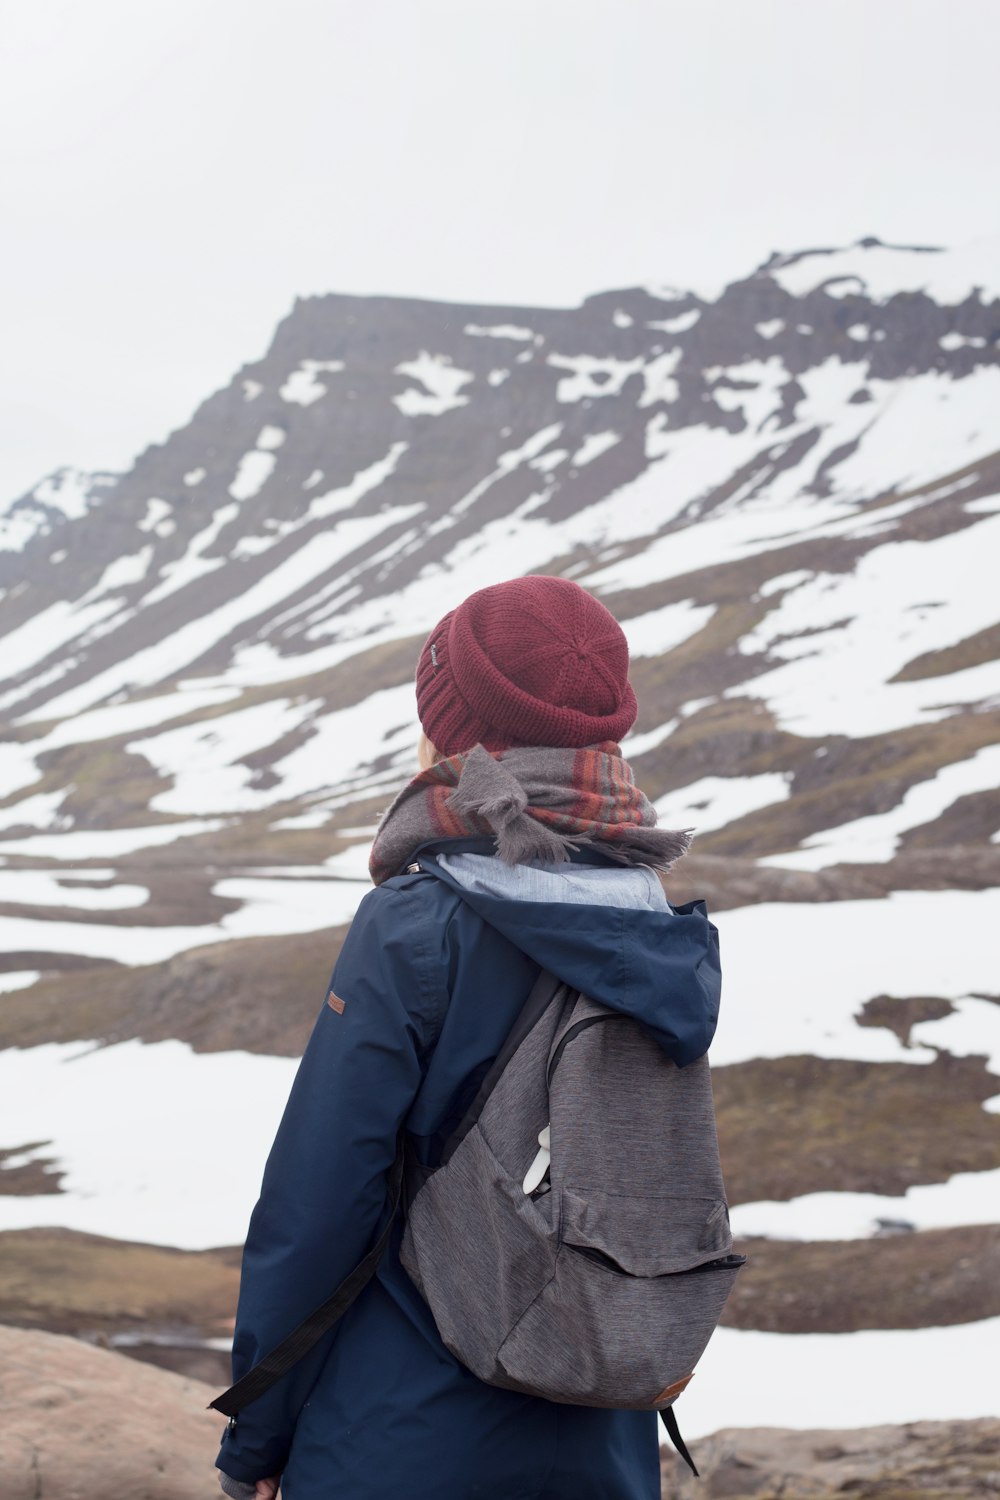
[0,1323,223,1499]
[661,1417,1000,1497]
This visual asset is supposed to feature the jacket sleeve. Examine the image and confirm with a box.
[215,882,445,1484]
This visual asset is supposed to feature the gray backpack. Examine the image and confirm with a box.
[400,968,744,1461]
[211,968,743,1474]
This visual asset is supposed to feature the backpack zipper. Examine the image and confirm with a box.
[546,1012,628,1088]
[567,1244,748,1277]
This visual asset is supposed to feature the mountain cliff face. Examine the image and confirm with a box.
[1,237,998,1438]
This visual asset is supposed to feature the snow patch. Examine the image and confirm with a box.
[0,820,227,861]
[622,600,714,657]
[279,360,345,407]
[547,354,642,402]
[655,773,791,835]
[640,349,683,407]
[82,546,153,598]
[730,1164,1000,1242]
[646,309,701,335]
[138,499,172,532]
[229,449,277,502]
[571,432,620,467]
[393,353,473,416]
[940,331,987,351]
[0,971,39,993]
[464,323,534,340]
[0,869,148,910]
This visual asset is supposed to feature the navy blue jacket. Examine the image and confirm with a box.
[216,840,721,1500]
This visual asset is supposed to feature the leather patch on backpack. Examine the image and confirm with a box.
[326,990,346,1015]
[652,1372,693,1406]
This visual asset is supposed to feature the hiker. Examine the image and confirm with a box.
[215,574,723,1500]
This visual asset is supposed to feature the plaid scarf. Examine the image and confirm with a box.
[369,741,691,886]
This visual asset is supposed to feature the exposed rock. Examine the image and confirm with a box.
[660,1418,1000,1497]
[0,1323,226,1500]
[659,1416,1000,1500]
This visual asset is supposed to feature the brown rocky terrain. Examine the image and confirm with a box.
[0,1324,227,1500]
[660,1418,1000,1498]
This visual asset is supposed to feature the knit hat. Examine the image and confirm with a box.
[415,575,638,755]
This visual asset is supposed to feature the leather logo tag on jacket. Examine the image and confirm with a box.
[326,990,346,1015]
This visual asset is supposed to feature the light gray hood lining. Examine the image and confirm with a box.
[435,852,671,913]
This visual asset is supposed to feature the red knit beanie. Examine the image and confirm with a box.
[415,575,638,755]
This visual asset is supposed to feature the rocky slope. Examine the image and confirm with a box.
[1,236,998,1437]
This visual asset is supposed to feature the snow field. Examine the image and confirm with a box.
[729,505,1000,737]
[26,502,424,722]
[129,681,419,818]
[0,820,227,861]
[0,869,148,910]
[679,1316,1000,1440]
[0,873,369,965]
[710,887,1000,1068]
[0,1039,300,1249]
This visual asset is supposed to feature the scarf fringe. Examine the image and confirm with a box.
[447,749,581,866]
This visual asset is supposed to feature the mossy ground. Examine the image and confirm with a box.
[715,1052,1000,1203]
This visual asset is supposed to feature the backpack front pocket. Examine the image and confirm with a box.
[494,1240,744,1409]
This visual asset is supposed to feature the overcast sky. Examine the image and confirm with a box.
[2,0,998,501]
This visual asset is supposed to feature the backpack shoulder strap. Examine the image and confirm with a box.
[439,965,567,1165]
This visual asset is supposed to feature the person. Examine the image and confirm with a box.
[215,574,719,1500]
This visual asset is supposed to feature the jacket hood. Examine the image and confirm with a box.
[413,844,721,1067]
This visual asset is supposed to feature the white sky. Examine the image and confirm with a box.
[1,0,998,502]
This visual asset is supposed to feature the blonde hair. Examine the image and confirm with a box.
[417,731,441,771]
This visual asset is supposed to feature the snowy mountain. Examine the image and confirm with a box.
[1,237,998,1437]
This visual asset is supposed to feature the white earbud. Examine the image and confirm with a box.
[522,1124,551,1195]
